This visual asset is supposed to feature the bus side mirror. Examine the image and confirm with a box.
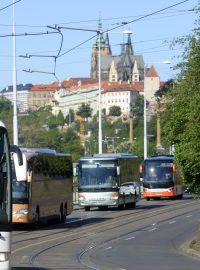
[117,166,120,176]
[73,167,77,176]
[13,153,27,181]
[173,164,176,173]
[27,170,32,183]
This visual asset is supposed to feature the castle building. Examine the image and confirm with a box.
[90,18,144,83]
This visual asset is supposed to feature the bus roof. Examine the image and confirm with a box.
[56,153,71,157]
[79,153,139,161]
[145,155,174,162]
[0,120,6,128]
[21,148,57,154]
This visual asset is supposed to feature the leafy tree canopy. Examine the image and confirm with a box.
[109,105,121,116]
[76,103,92,118]
[163,11,200,194]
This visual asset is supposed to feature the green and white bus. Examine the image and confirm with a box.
[74,153,142,211]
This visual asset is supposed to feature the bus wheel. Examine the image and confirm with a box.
[34,208,40,228]
[131,201,136,208]
[85,206,90,211]
[59,204,66,223]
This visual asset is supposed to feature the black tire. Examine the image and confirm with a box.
[85,206,90,211]
[60,204,66,223]
[34,208,40,229]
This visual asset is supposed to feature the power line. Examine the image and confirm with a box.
[57,0,190,58]
[0,0,23,12]
[0,6,195,28]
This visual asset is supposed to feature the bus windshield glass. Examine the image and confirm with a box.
[0,128,11,224]
[143,160,173,183]
[78,160,117,191]
[12,160,28,203]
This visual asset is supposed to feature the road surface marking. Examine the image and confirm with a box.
[125,236,135,240]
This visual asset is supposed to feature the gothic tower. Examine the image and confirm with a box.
[90,17,111,79]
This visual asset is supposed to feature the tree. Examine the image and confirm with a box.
[65,109,75,125]
[76,103,92,118]
[56,111,65,127]
[109,106,121,116]
[163,12,200,194]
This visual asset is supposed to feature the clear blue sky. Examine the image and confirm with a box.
[0,0,198,90]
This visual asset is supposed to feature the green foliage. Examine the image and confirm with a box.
[109,105,121,116]
[76,103,92,118]
[162,13,200,194]
[0,97,13,142]
[65,109,75,125]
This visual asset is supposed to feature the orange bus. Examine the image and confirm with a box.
[12,148,73,226]
[141,155,183,200]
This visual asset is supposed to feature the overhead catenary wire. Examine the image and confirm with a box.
[0,0,23,12]
[57,0,190,59]
[0,0,191,84]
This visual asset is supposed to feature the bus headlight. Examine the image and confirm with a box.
[0,252,10,262]
[79,195,85,201]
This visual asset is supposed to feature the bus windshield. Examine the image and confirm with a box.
[0,128,10,223]
[143,161,173,183]
[12,160,28,203]
[78,160,118,191]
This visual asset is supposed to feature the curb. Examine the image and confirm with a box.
[180,239,200,260]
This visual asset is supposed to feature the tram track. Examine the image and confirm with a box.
[12,198,200,269]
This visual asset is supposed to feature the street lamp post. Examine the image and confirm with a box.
[98,31,102,154]
[13,0,18,145]
[143,60,171,159]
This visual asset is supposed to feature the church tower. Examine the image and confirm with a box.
[90,17,111,79]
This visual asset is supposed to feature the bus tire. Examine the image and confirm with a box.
[59,204,66,223]
[34,207,40,228]
[132,201,136,208]
[85,206,90,211]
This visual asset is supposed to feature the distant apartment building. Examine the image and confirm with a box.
[0,84,32,112]
[102,82,143,118]
[55,81,143,118]
[29,82,58,111]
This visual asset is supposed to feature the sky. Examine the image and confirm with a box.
[0,0,198,90]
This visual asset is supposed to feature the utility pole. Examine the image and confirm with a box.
[13,0,18,145]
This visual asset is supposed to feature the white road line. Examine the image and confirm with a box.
[169,220,176,224]
[148,227,157,232]
[105,246,112,250]
[186,215,193,218]
[125,236,135,241]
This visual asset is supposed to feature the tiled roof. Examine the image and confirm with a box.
[146,65,159,77]
[31,82,59,91]
[102,81,144,92]
[62,78,98,88]
[68,81,144,93]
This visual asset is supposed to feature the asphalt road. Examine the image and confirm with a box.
[11,195,200,270]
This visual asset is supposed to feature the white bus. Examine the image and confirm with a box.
[0,121,26,270]
[12,148,73,226]
[74,153,142,211]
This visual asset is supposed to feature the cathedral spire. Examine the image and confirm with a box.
[126,33,134,55]
[96,16,105,48]
[105,32,112,55]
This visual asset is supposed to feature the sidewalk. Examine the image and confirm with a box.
[180,238,200,260]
